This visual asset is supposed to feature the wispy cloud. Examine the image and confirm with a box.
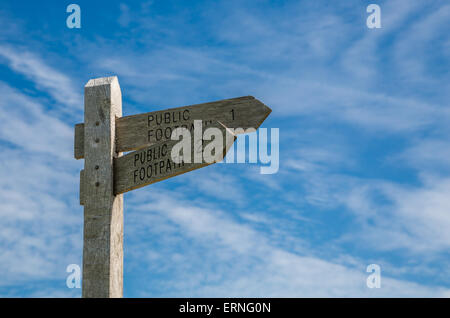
[0,0,449,297]
[0,45,82,112]
[0,83,82,294]
[125,191,450,297]
[342,177,450,254]
[0,82,74,159]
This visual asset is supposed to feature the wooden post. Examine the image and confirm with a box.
[81,76,123,298]
[73,75,271,297]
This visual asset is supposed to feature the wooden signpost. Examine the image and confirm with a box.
[74,76,271,297]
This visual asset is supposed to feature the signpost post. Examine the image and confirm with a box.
[80,77,124,298]
[74,76,271,297]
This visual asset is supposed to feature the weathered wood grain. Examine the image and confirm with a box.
[114,121,236,194]
[74,96,271,159]
[79,169,85,205]
[81,76,123,298]
[74,123,84,159]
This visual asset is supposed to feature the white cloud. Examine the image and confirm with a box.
[0,82,74,159]
[184,169,247,204]
[0,83,82,292]
[0,0,448,297]
[393,4,450,85]
[0,45,82,112]
[342,177,450,254]
[394,139,450,173]
[126,191,449,297]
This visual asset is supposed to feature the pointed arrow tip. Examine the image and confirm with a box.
[254,98,272,125]
[264,103,272,115]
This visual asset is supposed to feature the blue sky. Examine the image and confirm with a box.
[0,0,449,297]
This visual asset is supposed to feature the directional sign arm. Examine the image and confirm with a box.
[115,96,270,152]
[74,96,271,159]
[113,121,236,194]
[116,96,270,151]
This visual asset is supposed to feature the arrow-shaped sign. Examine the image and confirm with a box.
[113,121,236,194]
[74,96,271,159]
